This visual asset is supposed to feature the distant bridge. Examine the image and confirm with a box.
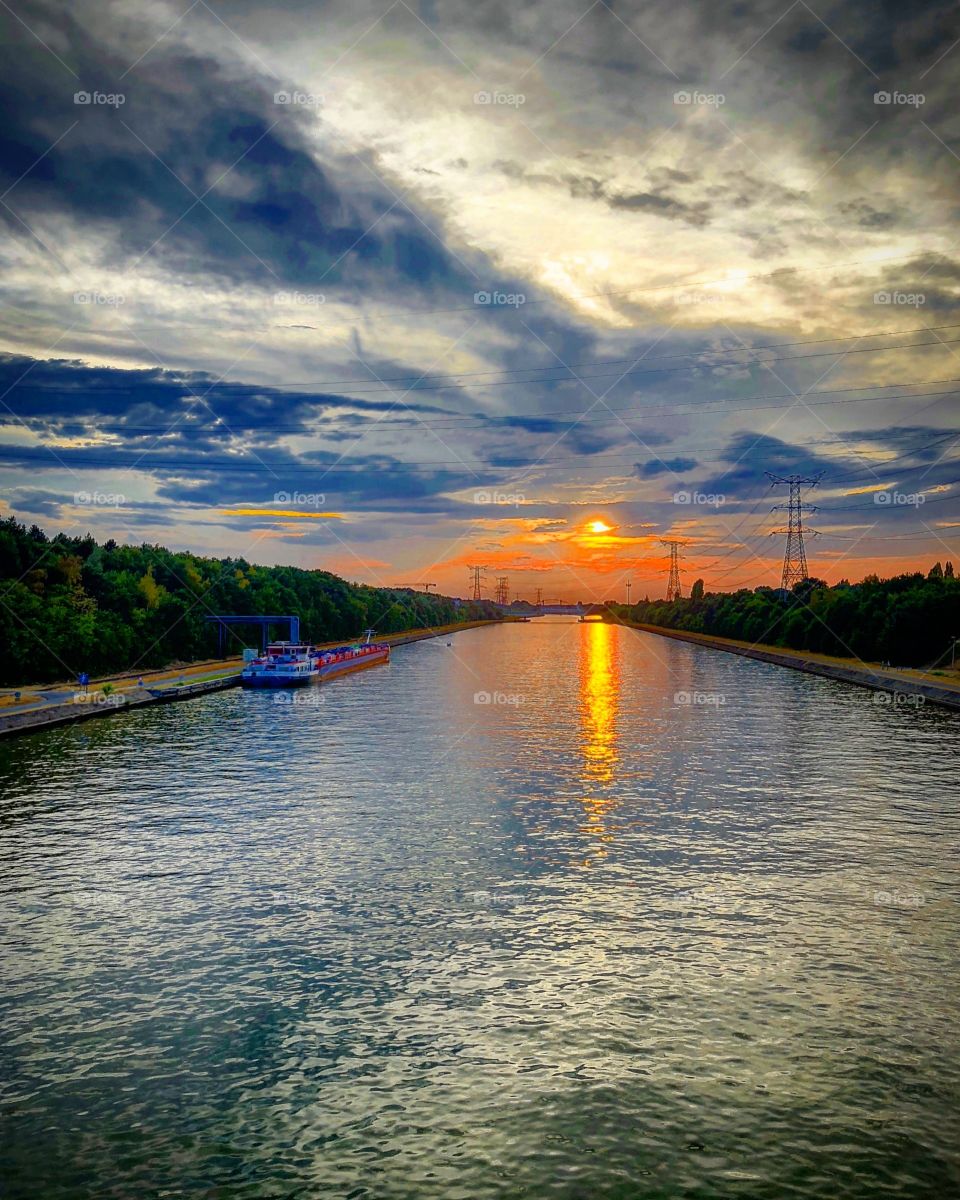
[503,603,616,618]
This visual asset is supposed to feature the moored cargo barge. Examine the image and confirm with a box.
[241,630,390,688]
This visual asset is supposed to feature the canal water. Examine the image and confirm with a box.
[1,619,958,1198]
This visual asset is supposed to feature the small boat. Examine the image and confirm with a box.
[241,630,390,689]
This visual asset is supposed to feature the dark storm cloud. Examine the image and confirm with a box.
[0,353,458,441]
[0,354,657,514]
[693,428,960,503]
[0,435,482,515]
[0,488,69,519]
[635,456,699,478]
[492,159,714,226]
[837,199,900,231]
[0,1,475,294]
[607,191,712,227]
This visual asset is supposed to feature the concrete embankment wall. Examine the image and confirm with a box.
[620,620,960,713]
[0,676,241,740]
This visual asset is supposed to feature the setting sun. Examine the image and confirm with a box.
[587,520,614,534]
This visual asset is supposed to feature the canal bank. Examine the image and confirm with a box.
[618,619,960,713]
[0,619,505,739]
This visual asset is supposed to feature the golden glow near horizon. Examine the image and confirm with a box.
[586,519,614,534]
[577,621,621,862]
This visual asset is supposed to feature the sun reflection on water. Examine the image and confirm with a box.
[577,621,621,858]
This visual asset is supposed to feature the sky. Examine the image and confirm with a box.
[1,0,958,602]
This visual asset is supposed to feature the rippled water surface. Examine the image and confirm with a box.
[1,619,959,1198]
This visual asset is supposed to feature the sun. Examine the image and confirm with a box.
[587,519,614,534]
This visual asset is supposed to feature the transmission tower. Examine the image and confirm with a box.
[661,540,683,601]
[494,576,509,606]
[467,565,486,600]
[767,473,822,591]
[534,587,543,607]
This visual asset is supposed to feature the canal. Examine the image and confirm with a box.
[1,618,958,1198]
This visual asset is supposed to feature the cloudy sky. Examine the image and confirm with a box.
[1,0,958,600]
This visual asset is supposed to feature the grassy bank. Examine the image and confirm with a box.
[618,618,960,711]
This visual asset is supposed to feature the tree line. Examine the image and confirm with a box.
[612,565,960,668]
[0,516,499,686]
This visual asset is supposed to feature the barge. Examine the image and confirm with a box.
[241,630,390,688]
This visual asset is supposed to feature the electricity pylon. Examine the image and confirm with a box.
[494,576,509,606]
[467,565,487,600]
[534,587,543,607]
[661,540,683,601]
[768,472,822,591]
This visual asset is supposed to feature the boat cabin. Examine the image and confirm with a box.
[264,641,313,660]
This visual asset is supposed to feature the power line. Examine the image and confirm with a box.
[261,249,946,327]
[20,320,960,398]
[11,333,960,409]
[4,438,959,481]
[14,379,960,443]
[11,356,960,461]
[819,527,960,541]
[822,488,959,512]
